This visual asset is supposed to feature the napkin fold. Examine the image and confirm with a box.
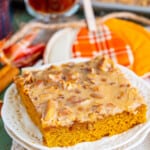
[72,24,134,68]
[104,18,150,76]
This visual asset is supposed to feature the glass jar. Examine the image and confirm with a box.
[24,0,80,21]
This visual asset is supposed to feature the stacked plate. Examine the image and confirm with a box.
[1,60,150,150]
[2,28,150,150]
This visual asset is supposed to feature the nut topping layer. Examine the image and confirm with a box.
[16,56,145,127]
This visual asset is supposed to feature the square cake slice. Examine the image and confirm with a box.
[14,56,147,147]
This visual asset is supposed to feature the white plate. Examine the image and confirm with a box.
[2,58,150,150]
[44,24,150,66]
[44,28,78,64]
[5,126,35,150]
[5,123,150,150]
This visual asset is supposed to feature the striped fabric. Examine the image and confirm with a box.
[72,24,134,67]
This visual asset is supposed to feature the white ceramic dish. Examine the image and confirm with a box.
[5,126,34,150]
[2,58,150,150]
[5,123,150,150]
[44,26,150,66]
[44,28,78,64]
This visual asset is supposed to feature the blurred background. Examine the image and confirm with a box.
[8,0,150,32]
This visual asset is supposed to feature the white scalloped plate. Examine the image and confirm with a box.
[5,123,150,150]
[44,28,78,64]
[43,24,150,66]
[2,58,150,150]
[5,126,35,150]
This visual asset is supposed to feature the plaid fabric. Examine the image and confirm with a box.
[72,24,134,67]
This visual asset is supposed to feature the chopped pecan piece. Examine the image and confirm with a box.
[43,100,56,121]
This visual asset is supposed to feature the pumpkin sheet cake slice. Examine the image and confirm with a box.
[14,56,147,147]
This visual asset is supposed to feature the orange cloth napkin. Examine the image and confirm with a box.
[104,18,150,76]
[72,24,134,68]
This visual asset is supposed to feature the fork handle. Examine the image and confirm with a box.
[82,0,97,32]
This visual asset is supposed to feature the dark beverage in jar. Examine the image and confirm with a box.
[28,0,76,14]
